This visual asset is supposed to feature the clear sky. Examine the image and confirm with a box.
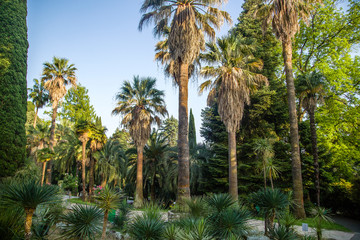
[27,0,244,141]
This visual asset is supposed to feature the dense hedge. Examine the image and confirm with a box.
[0,0,28,178]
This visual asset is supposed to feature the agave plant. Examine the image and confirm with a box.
[184,196,208,218]
[0,180,59,240]
[249,188,290,235]
[60,204,103,240]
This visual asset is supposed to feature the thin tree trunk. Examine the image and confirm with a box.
[101,210,109,240]
[81,140,87,202]
[33,107,38,128]
[177,61,190,202]
[270,172,274,190]
[134,146,144,208]
[24,208,35,240]
[309,108,320,206]
[46,104,58,184]
[228,131,238,200]
[89,154,95,201]
[282,39,306,218]
[41,161,46,186]
[151,167,156,202]
[264,165,267,189]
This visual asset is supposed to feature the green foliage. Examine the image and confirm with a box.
[112,199,131,231]
[160,116,178,147]
[60,84,96,123]
[60,204,103,240]
[310,207,333,240]
[189,109,197,156]
[269,225,298,240]
[60,173,78,193]
[95,186,122,212]
[0,180,60,210]
[0,0,28,178]
[127,208,165,240]
[176,218,214,240]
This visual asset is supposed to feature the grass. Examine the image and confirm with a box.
[67,197,97,206]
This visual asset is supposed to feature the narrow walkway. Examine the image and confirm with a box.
[332,216,360,240]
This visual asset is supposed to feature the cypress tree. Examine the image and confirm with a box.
[189,108,196,156]
[0,0,28,178]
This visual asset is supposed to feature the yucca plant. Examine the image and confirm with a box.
[269,225,298,240]
[206,193,250,239]
[113,198,132,231]
[60,204,103,240]
[185,196,208,218]
[0,180,59,240]
[95,186,122,240]
[176,218,214,240]
[249,188,290,236]
[127,207,165,240]
[311,207,333,240]
[163,223,179,240]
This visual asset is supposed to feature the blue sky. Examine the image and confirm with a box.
[27,0,244,141]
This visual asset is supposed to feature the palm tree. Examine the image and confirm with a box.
[28,78,49,127]
[95,186,122,240]
[0,180,59,240]
[256,0,321,218]
[112,76,167,207]
[42,57,77,184]
[37,147,54,186]
[144,130,169,202]
[139,0,231,201]
[250,188,290,236]
[199,36,268,200]
[297,71,325,206]
[75,120,92,201]
[89,118,107,200]
[60,204,103,240]
[253,138,275,189]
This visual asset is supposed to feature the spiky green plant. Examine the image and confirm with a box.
[184,196,208,218]
[127,207,165,240]
[163,223,179,240]
[311,207,333,240]
[60,204,103,240]
[0,180,59,240]
[269,225,298,240]
[249,188,290,235]
[177,218,214,240]
[95,186,122,240]
[206,193,237,213]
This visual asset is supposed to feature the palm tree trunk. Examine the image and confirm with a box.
[33,107,39,128]
[177,61,190,202]
[309,108,320,206]
[151,168,156,202]
[264,165,267,189]
[101,210,109,240]
[81,140,87,202]
[282,39,306,218]
[46,104,58,184]
[228,131,238,200]
[270,172,274,190]
[89,155,95,201]
[41,161,46,186]
[24,208,35,240]
[134,146,144,208]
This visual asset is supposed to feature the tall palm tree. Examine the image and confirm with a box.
[75,120,92,201]
[89,119,107,200]
[112,76,167,207]
[0,180,59,240]
[95,186,122,240]
[42,57,77,184]
[297,71,325,206]
[139,0,231,201]
[256,0,321,218]
[199,36,267,200]
[28,79,49,127]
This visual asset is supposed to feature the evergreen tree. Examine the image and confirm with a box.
[0,0,28,178]
[188,109,196,156]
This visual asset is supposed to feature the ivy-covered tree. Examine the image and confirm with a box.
[0,0,28,178]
